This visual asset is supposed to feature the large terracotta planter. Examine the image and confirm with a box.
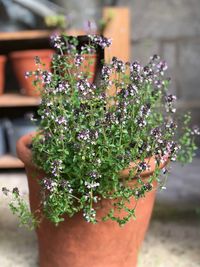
[0,55,6,95]
[17,133,166,267]
[10,50,54,96]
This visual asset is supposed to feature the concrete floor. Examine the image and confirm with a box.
[0,158,200,267]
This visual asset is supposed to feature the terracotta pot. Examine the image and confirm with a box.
[0,55,6,95]
[17,133,167,267]
[10,50,54,96]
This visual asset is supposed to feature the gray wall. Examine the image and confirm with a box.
[117,0,200,127]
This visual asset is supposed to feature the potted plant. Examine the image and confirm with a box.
[2,34,199,267]
[10,49,54,96]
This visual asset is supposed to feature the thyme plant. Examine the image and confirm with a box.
[2,34,199,227]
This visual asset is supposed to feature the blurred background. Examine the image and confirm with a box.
[0,0,199,266]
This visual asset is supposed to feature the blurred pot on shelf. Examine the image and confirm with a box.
[10,49,54,96]
[5,118,37,157]
[0,55,6,95]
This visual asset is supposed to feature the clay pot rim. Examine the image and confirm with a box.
[17,132,168,178]
[9,49,54,59]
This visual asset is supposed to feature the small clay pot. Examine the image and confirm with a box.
[10,50,54,96]
[17,132,167,267]
[0,55,6,95]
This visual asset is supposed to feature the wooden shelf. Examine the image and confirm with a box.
[0,93,41,107]
[0,29,85,42]
[0,155,24,168]
[0,30,51,41]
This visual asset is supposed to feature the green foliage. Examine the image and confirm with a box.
[2,188,38,230]
[177,114,198,164]
[3,34,199,228]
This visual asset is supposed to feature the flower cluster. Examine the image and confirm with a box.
[9,34,198,228]
[89,34,112,49]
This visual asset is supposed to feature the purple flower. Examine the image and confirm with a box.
[130,61,141,73]
[25,71,32,78]
[51,160,63,177]
[55,82,70,93]
[166,121,177,132]
[165,94,177,113]
[50,35,64,50]
[102,65,112,80]
[140,104,151,117]
[76,79,96,99]
[111,57,125,73]
[162,168,168,174]
[192,125,200,135]
[88,171,101,180]
[127,84,138,96]
[74,54,84,66]
[105,112,117,125]
[150,54,160,63]
[42,71,52,85]
[118,88,129,98]
[90,130,99,140]
[83,207,96,223]
[156,61,168,75]
[165,94,176,103]
[55,116,68,126]
[143,182,153,191]
[154,80,163,89]
[85,181,100,189]
[42,177,57,192]
[60,180,73,194]
[89,35,112,48]
[135,117,147,127]
[137,162,150,172]
[77,130,90,141]
[151,127,162,138]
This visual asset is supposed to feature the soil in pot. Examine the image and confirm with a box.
[10,49,54,96]
[16,132,167,267]
[0,55,6,95]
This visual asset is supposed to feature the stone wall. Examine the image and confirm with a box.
[117,0,200,129]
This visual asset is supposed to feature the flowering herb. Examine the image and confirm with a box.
[3,34,199,228]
